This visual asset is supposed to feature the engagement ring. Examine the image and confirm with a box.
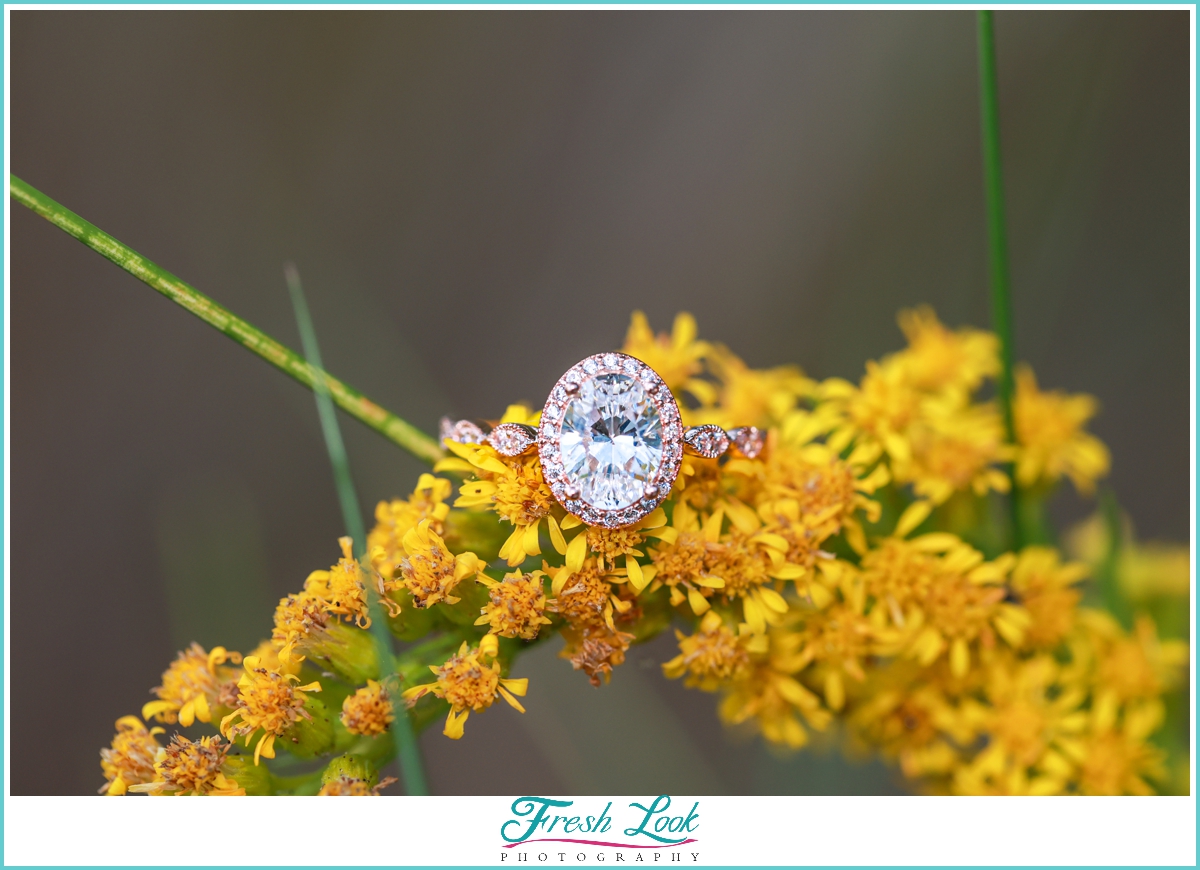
[441,352,765,528]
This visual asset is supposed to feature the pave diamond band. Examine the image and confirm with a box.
[439,352,766,528]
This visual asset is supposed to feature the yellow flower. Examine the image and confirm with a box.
[272,592,328,665]
[704,527,790,634]
[586,525,646,572]
[696,343,812,429]
[859,535,940,622]
[953,654,1087,795]
[402,634,528,739]
[1067,704,1166,795]
[247,638,301,677]
[304,537,372,628]
[789,580,895,712]
[663,610,759,691]
[130,734,245,796]
[894,306,999,395]
[142,643,241,728]
[651,485,809,631]
[648,524,725,617]
[862,507,1029,677]
[569,506,668,594]
[906,562,1026,678]
[1082,612,1188,710]
[1065,513,1191,602]
[387,519,484,609]
[824,359,923,465]
[718,628,831,749]
[848,660,978,781]
[368,473,453,580]
[895,400,1010,505]
[1013,365,1110,494]
[341,680,395,737]
[671,457,726,515]
[820,309,1014,506]
[549,559,630,631]
[99,716,163,796]
[99,306,1188,797]
[1118,541,1191,602]
[1008,547,1088,649]
[475,570,552,640]
[560,621,637,687]
[220,656,322,764]
[756,408,888,556]
[438,415,567,567]
[271,591,379,682]
[621,311,711,397]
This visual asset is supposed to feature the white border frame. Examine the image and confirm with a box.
[2,4,1196,868]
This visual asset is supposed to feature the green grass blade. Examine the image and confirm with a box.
[285,264,430,796]
[9,174,442,467]
[976,11,1023,549]
[285,264,368,548]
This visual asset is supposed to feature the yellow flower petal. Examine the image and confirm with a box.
[949,637,970,678]
[566,532,588,572]
[547,514,567,555]
[498,525,524,565]
[500,677,529,697]
[522,521,543,558]
[498,686,527,714]
[824,670,845,712]
[444,708,468,740]
[703,508,725,544]
[626,555,648,592]
[894,500,932,538]
[757,587,789,613]
[141,700,175,722]
[178,698,196,728]
[743,596,766,634]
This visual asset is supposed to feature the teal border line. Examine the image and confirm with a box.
[2,1,1197,5]
[0,3,1196,870]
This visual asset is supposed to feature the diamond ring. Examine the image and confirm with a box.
[440,352,765,529]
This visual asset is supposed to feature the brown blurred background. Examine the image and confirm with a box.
[10,10,1190,795]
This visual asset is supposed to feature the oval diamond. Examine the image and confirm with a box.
[559,373,663,511]
[540,353,683,527]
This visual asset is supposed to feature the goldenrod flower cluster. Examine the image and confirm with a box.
[101,309,1187,796]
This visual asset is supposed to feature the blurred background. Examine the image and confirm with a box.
[10,10,1190,795]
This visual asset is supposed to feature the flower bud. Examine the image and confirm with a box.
[304,621,380,684]
[220,755,272,795]
[321,753,380,788]
[385,588,441,641]
[280,693,335,759]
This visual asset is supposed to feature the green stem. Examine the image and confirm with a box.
[976,11,1023,550]
[285,265,430,797]
[9,174,442,467]
[285,264,369,548]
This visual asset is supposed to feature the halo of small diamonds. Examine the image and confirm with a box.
[538,352,683,528]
